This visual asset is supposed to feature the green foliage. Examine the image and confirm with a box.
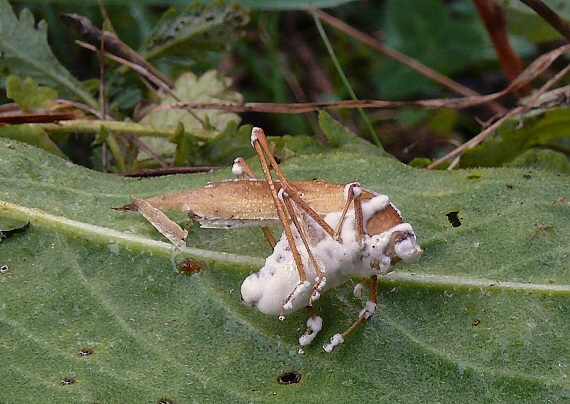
[375,0,493,98]
[461,108,570,172]
[0,124,67,159]
[6,76,58,112]
[319,110,381,155]
[139,1,249,76]
[140,70,242,132]
[1,138,568,401]
[0,0,96,107]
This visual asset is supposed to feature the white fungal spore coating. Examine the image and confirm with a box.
[240,194,421,316]
[324,333,344,353]
[359,300,376,319]
[251,127,261,145]
[353,282,364,298]
[299,316,323,346]
[343,182,362,201]
[231,158,244,176]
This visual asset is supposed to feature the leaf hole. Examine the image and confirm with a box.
[446,211,462,227]
[0,265,10,274]
[157,398,176,404]
[276,370,301,385]
[61,377,76,386]
[78,347,94,357]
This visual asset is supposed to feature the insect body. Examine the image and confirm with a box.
[125,127,422,352]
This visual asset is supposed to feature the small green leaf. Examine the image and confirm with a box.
[0,124,66,159]
[139,1,249,74]
[461,108,570,168]
[6,76,58,112]
[506,149,569,173]
[0,0,97,107]
[140,71,242,132]
[196,121,254,166]
[319,111,381,155]
[170,122,198,166]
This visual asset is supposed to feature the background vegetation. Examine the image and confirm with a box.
[0,0,568,401]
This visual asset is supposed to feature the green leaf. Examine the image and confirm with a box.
[375,0,493,98]
[0,138,568,401]
[319,110,381,155]
[196,121,254,166]
[506,149,569,174]
[139,1,249,75]
[461,108,570,169]
[0,124,67,159]
[170,122,199,166]
[6,76,58,112]
[0,0,97,107]
[140,70,242,132]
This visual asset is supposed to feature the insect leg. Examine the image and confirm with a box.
[251,128,340,242]
[249,128,309,319]
[130,194,188,249]
[298,307,323,352]
[332,182,364,243]
[279,189,325,305]
[324,275,378,353]
[232,157,257,179]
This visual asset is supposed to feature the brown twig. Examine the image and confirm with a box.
[144,43,568,116]
[119,166,222,177]
[429,62,570,169]
[473,0,532,97]
[60,13,173,88]
[517,0,570,41]
[312,9,508,116]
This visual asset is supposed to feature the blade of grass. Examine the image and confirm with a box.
[310,10,386,154]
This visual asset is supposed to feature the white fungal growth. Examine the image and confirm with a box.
[231,158,244,176]
[299,316,323,346]
[324,333,344,353]
[251,127,261,144]
[353,282,364,298]
[359,300,376,319]
[241,194,421,316]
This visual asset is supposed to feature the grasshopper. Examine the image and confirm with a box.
[124,127,422,352]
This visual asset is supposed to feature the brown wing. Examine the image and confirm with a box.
[140,179,377,222]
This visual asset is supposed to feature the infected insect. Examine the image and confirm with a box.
[123,127,422,352]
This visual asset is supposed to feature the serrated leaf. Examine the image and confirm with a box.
[0,138,568,401]
[461,107,570,169]
[6,76,58,112]
[139,1,248,74]
[140,71,242,131]
[0,0,96,107]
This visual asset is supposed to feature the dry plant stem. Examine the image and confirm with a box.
[432,62,570,169]
[473,0,532,97]
[76,41,172,96]
[312,9,508,116]
[60,13,173,87]
[154,43,568,115]
[517,0,570,40]
[119,166,221,177]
